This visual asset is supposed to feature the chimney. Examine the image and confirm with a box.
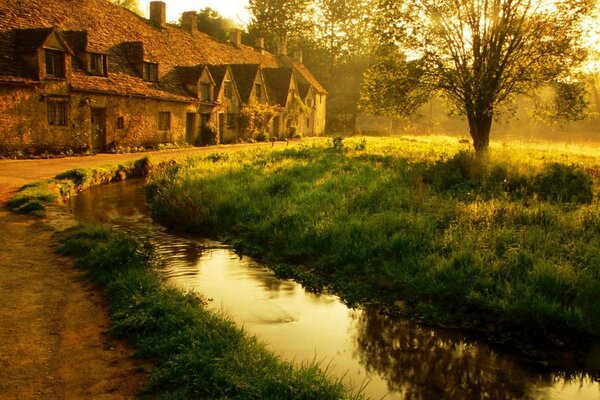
[229,29,242,47]
[255,36,265,52]
[150,1,167,28]
[181,11,197,35]
[276,40,287,56]
[293,48,303,63]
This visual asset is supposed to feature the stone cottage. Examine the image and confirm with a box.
[0,0,327,154]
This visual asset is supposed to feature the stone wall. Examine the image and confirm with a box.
[0,84,198,155]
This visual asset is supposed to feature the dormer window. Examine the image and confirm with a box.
[254,83,262,99]
[45,50,65,78]
[143,62,158,82]
[224,81,233,99]
[200,83,211,101]
[88,53,107,76]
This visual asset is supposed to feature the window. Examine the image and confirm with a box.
[143,62,158,82]
[88,53,107,75]
[47,101,68,126]
[224,81,233,99]
[254,83,262,99]
[158,112,171,131]
[45,50,65,78]
[306,117,310,128]
[307,98,313,108]
[201,113,211,125]
[200,83,211,101]
[226,113,236,128]
[116,116,125,129]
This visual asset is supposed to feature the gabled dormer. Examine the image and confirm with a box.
[229,64,269,105]
[123,41,159,83]
[15,28,74,81]
[177,65,216,103]
[207,65,242,106]
[63,31,108,77]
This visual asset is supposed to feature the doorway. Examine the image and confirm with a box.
[186,113,197,145]
[90,108,106,152]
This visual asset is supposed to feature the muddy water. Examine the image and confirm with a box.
[70,180,599,400]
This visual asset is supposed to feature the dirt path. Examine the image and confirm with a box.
[0,143,290,399]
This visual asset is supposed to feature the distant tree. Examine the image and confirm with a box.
[248,0,311,50]
[192,8,239,42]
[110,0,141,15]
[364,0,595,152]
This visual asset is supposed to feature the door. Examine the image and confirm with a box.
[219,113,225,144]
[186,113,197,145]
[90,108,106,152]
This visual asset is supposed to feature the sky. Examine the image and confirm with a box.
[139,0,251,25]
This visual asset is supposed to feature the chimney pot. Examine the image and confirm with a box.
[277,40,287,56]
[229,29,242,47]
[182,11,197,34]
[150,1,167,28]
[293,48,303,63]
[255,36,265,50]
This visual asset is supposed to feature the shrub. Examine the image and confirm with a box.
[532,163,593,204]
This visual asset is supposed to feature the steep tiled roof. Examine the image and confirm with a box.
[207,64,228,93]
[0,0,326,101]
[13,28,54,53]
[229,64,261,103]
[263,67,293,107]
[282,56,327,94]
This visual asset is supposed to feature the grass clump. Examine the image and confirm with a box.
[5,180,57,216]
[145,137,600,357]
[56,224,359,400]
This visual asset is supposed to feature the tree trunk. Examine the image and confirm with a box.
[468,114,492,153]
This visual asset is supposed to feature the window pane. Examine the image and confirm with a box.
[47,102,55,125]
[45,51,65,77]
[158,112,170,131]
[224,82,232,99]
[200,84,211,101]
[57,103,66,125]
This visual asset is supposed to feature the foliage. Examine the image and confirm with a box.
[110,0,141,15]
[56,225,361,399]
[5,181,57,217]
[248,0,311,48]
[366,0,596,151]
[553,80,591,122]
[238,102,277,141]
[187,8,239,41]
[198,122,220,146]
[145,137,600,356]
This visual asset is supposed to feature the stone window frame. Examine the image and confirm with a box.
[143,62,159,82]
[226,113,236,128]
[88,53,108,76]
[157,111,171,132]
[199,82,211,102]
[46,100,69,127]
[116,116,125,130]
[45,50,65,78]
[254,83,262,99]
[224,81,233,99]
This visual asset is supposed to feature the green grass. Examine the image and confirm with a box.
[145,136,600,357]
[5,180,58,217]
[6,157,153,216]
[56,224,361,400]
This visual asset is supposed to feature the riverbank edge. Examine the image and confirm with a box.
[6,156,362,399]
[142,150,600,377]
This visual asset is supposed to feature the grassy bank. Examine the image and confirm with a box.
[56,224,360,399]
[145,136,600,359]
[5,157,152,217]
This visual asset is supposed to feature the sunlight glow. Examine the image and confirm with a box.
[138,0,251,25]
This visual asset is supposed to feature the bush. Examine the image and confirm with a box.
[532,163,593,204]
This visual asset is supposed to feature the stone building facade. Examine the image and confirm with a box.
[0,0,327,155]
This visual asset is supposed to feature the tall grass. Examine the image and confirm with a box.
[145,137,600,356]
[56,224,360,400]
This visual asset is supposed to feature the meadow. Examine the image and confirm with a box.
[145,136,600,358]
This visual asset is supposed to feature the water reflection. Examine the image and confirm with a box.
[70,180,600,400]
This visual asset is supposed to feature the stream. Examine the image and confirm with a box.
[69,180,599,400]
